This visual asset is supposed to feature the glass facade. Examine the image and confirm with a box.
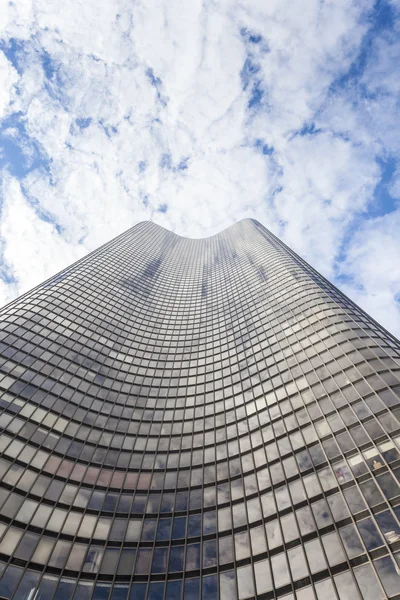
[0,218,399,600]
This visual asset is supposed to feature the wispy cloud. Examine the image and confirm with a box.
[0,0,400,335]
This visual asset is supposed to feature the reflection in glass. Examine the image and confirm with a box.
[374,555,400,597]
[220,571,237,600]
[237,565,254,600]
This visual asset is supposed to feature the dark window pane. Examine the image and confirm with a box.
[151,547,168,573]
[169,546,184,572]
[184,578,200,600]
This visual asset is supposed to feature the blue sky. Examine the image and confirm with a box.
[0,0,400,336]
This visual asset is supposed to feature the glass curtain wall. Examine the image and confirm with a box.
[0,219,399,600]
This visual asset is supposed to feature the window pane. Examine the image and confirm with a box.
[374,555,400,597]
[254,559,272,595]
[237,565,254,600]
[353,564,384,600]
[220,571,237,600]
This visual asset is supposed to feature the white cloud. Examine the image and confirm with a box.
[0,174,85,294]
[340,208,400,335]
[0,52,18,120]
[0,0,399,336]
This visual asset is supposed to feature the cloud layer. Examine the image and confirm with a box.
[0,0,400,336]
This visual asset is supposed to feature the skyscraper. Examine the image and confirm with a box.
[0,218,399,600]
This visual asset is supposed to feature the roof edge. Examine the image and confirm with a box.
[131,218,263,241]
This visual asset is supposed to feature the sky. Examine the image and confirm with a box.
[0,0,400,336]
